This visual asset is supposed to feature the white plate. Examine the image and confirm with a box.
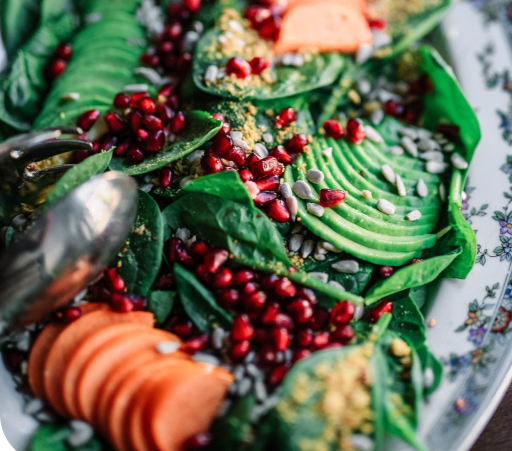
[1,1,512,450]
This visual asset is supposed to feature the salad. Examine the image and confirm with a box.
[0,0,480,450]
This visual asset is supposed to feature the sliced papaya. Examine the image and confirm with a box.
[76,329,182,423]
[62,323,153,418]
[27,303,108,401]
[286,0,367,15]
[43,309,154,416]
[274,2,372,55]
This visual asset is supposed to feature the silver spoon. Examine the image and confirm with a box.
[0,171,137,326]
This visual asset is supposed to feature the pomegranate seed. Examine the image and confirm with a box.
[258,15,281,41]
[167,238,194,266]
[227,146,246,166]
[104,268,125,292]
[244,6,270,26]
[49,59,66,78]
[286,134,308,154]
[239,169,254,182]
[404,99,424,124]
[168,94,180,111]
[167,2,190,21]
[210,134,233,158]
[140,53,160,67]
[273,313,293,329]
[249,57,270,75]
[288,299,313,324]
[258,346,277,364]
[275,107,297,130]
[408,258,424,265]
[233,270,255,286]
[159,40,174,54]
[250,156,280,178]
[288,267,298,273]
[254,175,279,191]
[54,306,82,324]
[378,265,395,278]
[331,325,355,345]
[184,0,201,13]
[293,349,311,363]
[368,299,393,323]
[231,339,251,360]
[113,92,130,109]
[384,100,404,117]
[319,189,346,208]
[104,111,125,133]
[110,293,134,312]
[437,123,460,140]
[191,240,210,258]
[213,267,233,288]
[101,135,118,151]
[296,329,313,347]
[166,22,183,40]
[323,120,344,139]
[313,331,330,349]
[74,149,89,162]
[142,115,163,131]
[201,153,223,174]
[204,250,229,273]
[130,91,150,107]
[158,84,174,99]
[409,75,433,96]
[261,303,280,324]
[92,283,112,303]
[139,98,156,114]
[186,334,209,351]
[159,167,173,188]
[76,109,100,132]
[226,57,252,79]
[309,308,329,330]
[211,113,224,122]
[271,327,290,352]
[267,199,290,223]
[185,432,211,450]
[129,295,147,311]
[54,43,72,60]
[217,288,239,309]
[346,119,365,144]
[269,364,288,386]
[270,145,292,163]
[137,128,149,142]
[274,278,296,298]
[253,328,271,344]
[231,314,254,341]
[297,288,317,305]
[173,319,193,338]
[253,191,277,206]
[146,130,165,152]
[330,300,355,326]
[128,111,142,132]
[91,138,102,153]
[260,274,279,290]
[155,104,173,123]
[125,146,144,165]
[172,111,186,133]
[242,282,258,295]
[242,291,267,310]
[177,53,193,75]
[368,18,386,30]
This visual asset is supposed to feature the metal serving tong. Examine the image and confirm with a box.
[0,172,138,327]
[0,126,92,183]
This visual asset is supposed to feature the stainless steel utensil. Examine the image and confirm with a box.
[0,171,138,326]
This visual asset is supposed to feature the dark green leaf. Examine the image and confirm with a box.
[494,211,506,220]
[409,285,428,309]
[148,290,176,325]
[1,0,41,59]
[29,424,102,451]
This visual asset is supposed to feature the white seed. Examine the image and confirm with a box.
[24,398,43,415]
[309,272,329,283]
[238,377,252,397]
[406,210,422,221]
[193,353,220,366]
[134,67,164,85]
[357,78,372,95]
[286,196,298,221]
[228,19,244,33]
[192,21,204,34]
[377,89,400,103]
[389,145,404,156]
[212,327,227,349]
[395,174,406,197]
[289,234,304,252]
[61,92,80,101]
[426,160,448,174]
[68,421,94,448]
[301,239,314,258]
[184,149,203,164]
[254,378,268,402]
[218,35,228,44]
[321,241,342,253]
[401,136,418,157]
[204,65,219,83]
[364,126,383,143]
[280,182,293,199]
[332,260,359,274]
[417,179,428,198]
[451,152,468,170]
[244,352,257,365]
[156,341,180,354]
[234,365,245,381]
[362,189,372,199]
[217,68,226,79]
[262,133,273,144]
[377,198,396,215]
[233,138,251,150]
[293,180,315,200]
[419,150,444,162]
[253,143,268,159]
[16,331,30,352]
[322,147,333,158]
[230,131,243,140]
[424,367,435,389]
[35,412,53,422]
[443,142,455,152]
[176,227,190,242]
[381,164,395,184]
[307,203,324,217]
[417,138,439,152]
[372,30,392,49]
[124,83,149,92]
[356,43,373,64]
[399,128,418,140]
[439,182,447,201]
[370,109,384,126]
[244,181,259,199]
[350,434,375,451]
[139,183,153,193]
[328,280,345,291]
[416,128,432,140]
[292,53,304,67]
[354,305,365,320]
[306,168,324,184]
[20,361,27,375]
[315,242,328,255]
[313,251,326,261]
[291,223,305,234]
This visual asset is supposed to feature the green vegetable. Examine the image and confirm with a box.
[29,424,102,451]
[109,111,222,175]
[148,290,176,325]
[1,0,41,59]
[173,264,232,332]
[45,150,112,208]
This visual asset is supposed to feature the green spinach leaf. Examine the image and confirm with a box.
[29,423,102,451]
[148,290,176,325]
[1,0,41,59]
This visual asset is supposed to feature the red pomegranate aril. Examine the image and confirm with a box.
[261,303,280,324]
[139,98,156,114]
[408,258,424,265]
[177,54,193,75]
[267,199,290,223]
[128,111,142,132]
[378,265,395,278]
[273,313,293,330]
[125,147,144,165]
[258,15,281,41]
[210,133,233,158]
[173,319,193,338]
[253,191,277,206]
[213,267,233,288]
[159,167,173,188]
[146,130,165,152]
[167,2,190,21]
[249,56,270,75]
[140,53,160,67]
[130,91,150,105]
[288,299,313,324]
[137,128,149,142]
[167,238,194,266]
[92,283,112,303]
[231,340,251,360]
[114,140,130,157]
[245,5,270,26]
[49,59,66,78]
[101,135,118,151]
[250,156,280,178]
[159,40,175,54]
[129,294,147,311]
[270,145,292,163]
[231,314,254,341]
[258,346,277,364]
[233,270,255,286]
[368,299,393,323]
[274,277,296,298]
[296,329,313,347]
[142,115,163,131]
[297,288,317,305]
[346,119,365,144]
[228,146,246,165]
[330,300,355,326]
[271,327,290,352]
[211,113,224,122]
[184,0,201,13]
[217,288,239,309]
[331,325,355,345]
[191,240,210,259]
[242,282,258,295]
[185,432,212,450]
[323,120,344,139]
[166,22,183,40]
[55,306,82,325]
[204,249,229,273]
[74,149,89,163]
[104,268,125,292]
[91,138,102,153]
[260,273,279,290]
[255,175,279,191]
[76,109,100,132]
[172,111,186,133]
[275,107,298,130]
[110,293,134,313]
[54,43,72,60]
[368,18,386,30]
[242,291,267,310]
[186,334,209,351]
[201,153,223,174]
[309,308,330,330]
[404,99,424,124]
[168,94,180,110]
[319,189,346,208]
[226,57,252,79]
[286,134,308,154]
[293,349,311,363]
[313,331,330,349]
[269,364,288,386]
[113,92,130,109]
[104,111,125,133]
[155,104,174,123]
[253,328,271,344]
[384,99,404,117]
[239,169,254,182]
[437,123,460,140]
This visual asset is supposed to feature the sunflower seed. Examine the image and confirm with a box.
[16,331,30,351]
[328,280,345,291]
[184,149,204,164]
[401,136,418,157]
[370,109,384,126]
[389,145,404,156]
[372,30,392,49]
[313,251,326,261]
[61,92,80,102]
[419,150,444,162]
[399,127,419,140]
[377,89,400,103]
[322,147,333,158]
[155,341,180,354]
[289,234,304,252]
[443,142,455,152]
[364,126,383,143]
[309,272,329,283]
[332,260,359,273]
[354,305,365,320]
[134,67,164,85]
[192,21,204,34]
[293,180,314,199]
[362,189,372,199]
[244,351,256,364]
[85,12,102,24]
[286,197,298,221]
[406,210,422,221]
[292,54,304,66]
[230,131,243,140]
[350,434,375,451]
[320,241,342,253]
[68,421,94,448]
[254,378,268,401]
[262,133,273,144]
[193,353,220,366]
[381,164,395,183]
[377,198,396,215]
[254,143,268,159]
[306,169,324,184]
[212,327,227,349]
[301,239,314,258]
[291,223,305,234]
[426,161,448,174]
[176,227,191,242]
[416,128,432,140]
[451,152,468,170]
[233,137,251,150]
[280,182,293,199]
[439,182,447,201]
[124,83,149,92]
[315,242,328,255]
[234,365,246,381]
[24,398,43,415]
[356,43,373,64]
[307,203,324,217]
[357,79,372,95]
[417,138,439,152]
[424,367,435,388]
[238,378,252,396]
[417,179,428,197]
[395,174,406,197]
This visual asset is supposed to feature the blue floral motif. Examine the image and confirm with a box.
[468,325,487,345]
